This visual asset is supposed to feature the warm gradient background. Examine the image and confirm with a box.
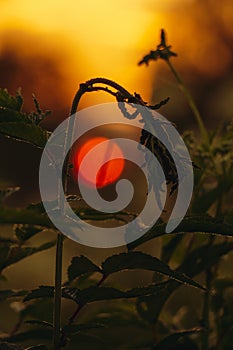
[0,0,233,334]
[0,0,232,205]
[0,0,232,126]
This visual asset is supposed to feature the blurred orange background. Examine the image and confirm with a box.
[0,0,232,128]
[0,0,233,333]
[0,0,232,204]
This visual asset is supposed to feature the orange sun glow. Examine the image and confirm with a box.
[72,137,125,188]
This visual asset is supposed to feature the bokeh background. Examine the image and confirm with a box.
[1,0,232,126]
[0,0,232,204]
[0,0,233,335]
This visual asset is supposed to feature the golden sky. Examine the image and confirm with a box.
[0,0,232,112]
[0,0,164,101]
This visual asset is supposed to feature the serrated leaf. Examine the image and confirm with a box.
[66,272,99,289]
[102,252,204,290]
[0,241,56,272]
[0,289,27,301]
[0,122,48,147]
[14,225,43,243]
[128,214,233,250]
[62,282,170,305]
[0,109,31,124]
[0,206,131,228]
[0,207,52,227]
[0,89,22,111]
[138,241,233,324]
[23,286,54,302]
[67,256,101,282]
[20,299,53,323]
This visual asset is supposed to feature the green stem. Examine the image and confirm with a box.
[166,59,209,145]
[68,274,108,324]
[53,233,63,350]
[166,59,224,182]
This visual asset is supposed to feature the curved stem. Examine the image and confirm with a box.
[70,78,135,116]
[68,274,108,325]
[59,274,108,345]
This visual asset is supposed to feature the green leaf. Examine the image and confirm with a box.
[23,286,54,302]
[138,241,233,324]
[152,329,201,349]
[0,241,56,272]
[102,252,204,290]
[67,256,101,282]
[0,90,48,149]
[14,225,43,243]
[0,109,31,124]
[62,282,171,305]
[66,272,99,289]
[0,206,131,228]
[0,207,53,228]
[0,289,27,301]
[128,215,233,250]
[0,89,22,111]
[0,122,48,147]
[21,299,53,323]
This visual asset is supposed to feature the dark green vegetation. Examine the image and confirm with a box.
[0,31,233,350]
